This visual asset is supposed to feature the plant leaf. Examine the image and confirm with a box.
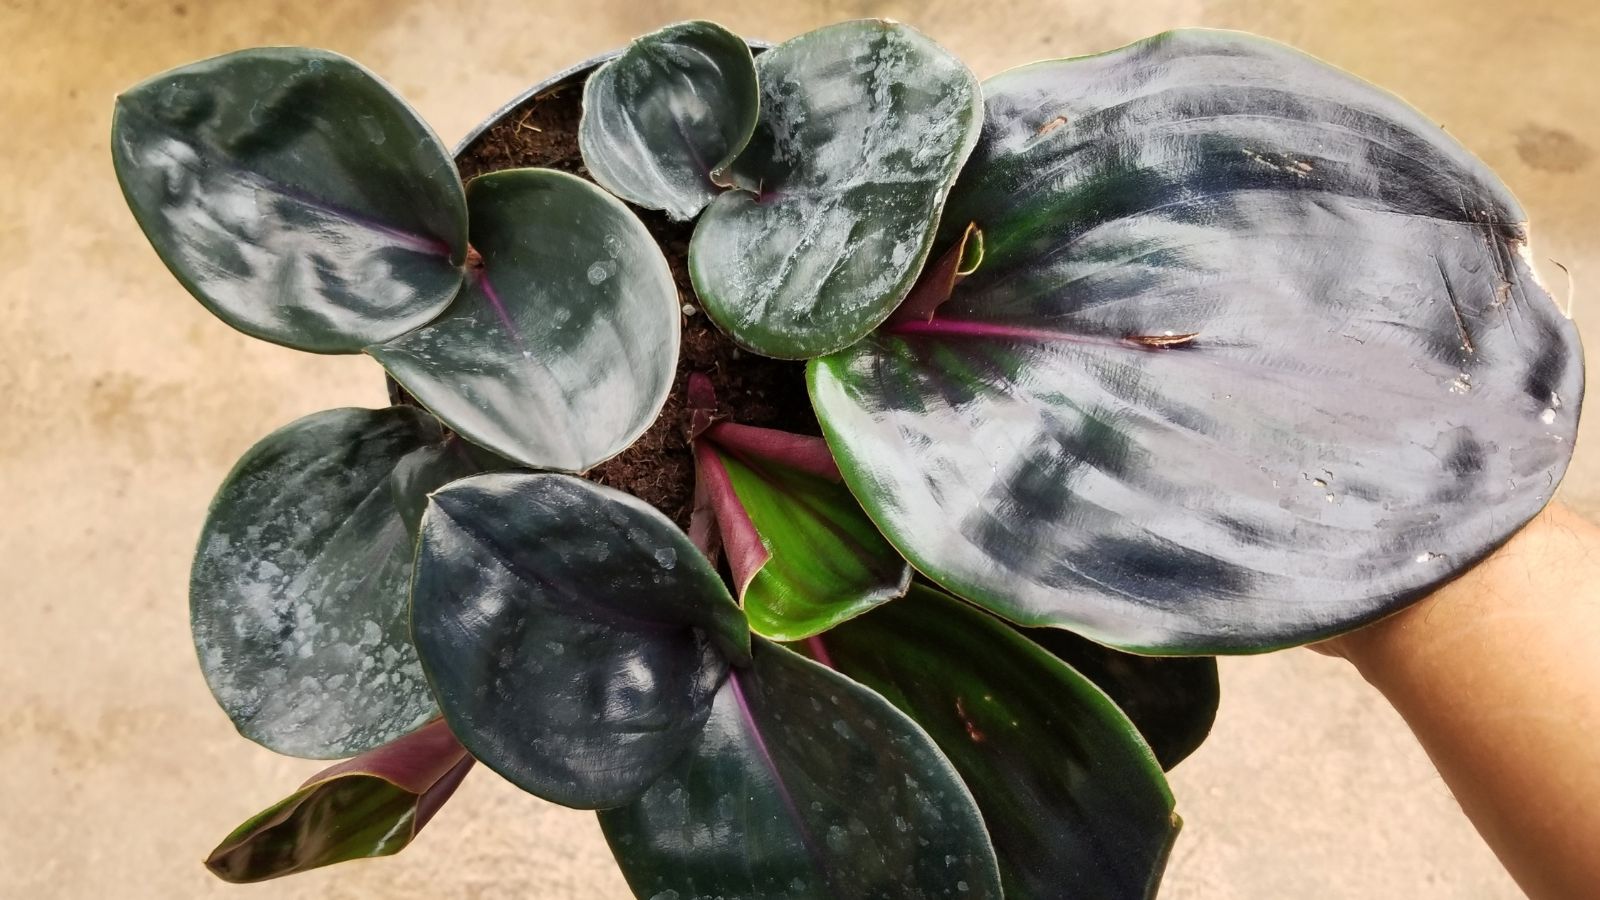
[810,29,1584,653]
[370,168,679,472]
[689,20,983,359]
[599,637,1002,899]
[191,407,481,758]
[803,586,1179,898]
[1025,627,1218,770]
[887,221,983,326]
[410,473,749,809]
[698,423,910,641]
[111,48,467,353]
[691,439,770,596]
[205,719,472,883]
[579,20,759,220]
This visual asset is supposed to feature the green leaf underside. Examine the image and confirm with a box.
[208,774,418,882]
[191,407,479,759]
[599,638,1002,899]
[111,47,466,353]
[410,473,748,809]
[1025,626,1218,770]
[810,29,1584,653]
[806,587,1177,898]
[714,444,910,641]
[579,20,759,220]
[690,20,983,359]
[371,168,679,472]
[206,720,471,883]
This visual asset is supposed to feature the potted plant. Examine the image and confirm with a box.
[110,18,1581,898]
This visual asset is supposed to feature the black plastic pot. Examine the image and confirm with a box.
[453,53,613,158]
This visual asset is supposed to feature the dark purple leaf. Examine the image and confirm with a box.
[811,29,1583,653]
[410,473,749,809]
[599,638,1002,898]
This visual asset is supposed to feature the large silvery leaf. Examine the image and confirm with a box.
[599,638,1002,899]
[371,168,678,472]
[811,29,1584,653]
[579,20,759,220]
[1026,627,1218,770]
[696,423,910,640]
[205,720,472,883]
[689,20,982,359]
[411,473,748,809]
[112,48,467,353]
[806,587,1178,898]
[191,407,479,758]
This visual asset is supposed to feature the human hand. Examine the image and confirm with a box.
[1299,501,1600,899]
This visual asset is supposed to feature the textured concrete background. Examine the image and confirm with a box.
[2,0,1594,896]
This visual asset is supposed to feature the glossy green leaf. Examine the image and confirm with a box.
[111,48,467,353]
[1025,626,1218,770]
[579,20,759,220]
[205,719,472,883]
[411,473,748,809]
[701,424,910,641]
[371,168,679,472]
[689,20,983,359]
[811,29,1583,653]
[805,587,1178,898]
[599,637,1002,899]
[191,407,482,758]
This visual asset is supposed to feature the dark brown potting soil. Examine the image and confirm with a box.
[454,79,817,526]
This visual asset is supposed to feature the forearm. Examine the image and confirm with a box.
[1327,503,1600,899]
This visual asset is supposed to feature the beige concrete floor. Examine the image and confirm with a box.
[2,0,1595,896]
